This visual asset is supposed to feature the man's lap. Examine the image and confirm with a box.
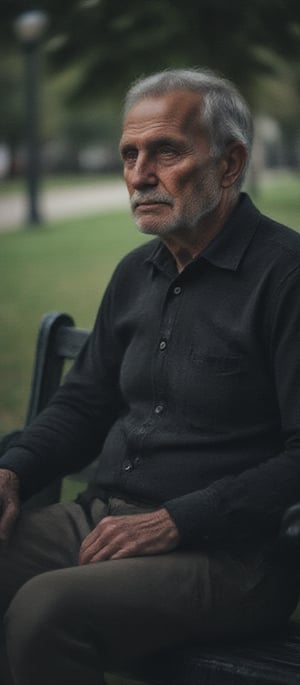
[0,498,298,652]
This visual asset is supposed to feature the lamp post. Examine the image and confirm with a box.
[14,11,48,227]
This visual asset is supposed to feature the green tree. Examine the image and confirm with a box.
[2,0,300,176]
[3,0,300,104]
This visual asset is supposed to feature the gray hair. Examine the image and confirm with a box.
[123,68,253,189]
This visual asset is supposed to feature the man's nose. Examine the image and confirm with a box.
[131,153,158,189]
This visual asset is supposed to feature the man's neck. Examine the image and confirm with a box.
[162,192,239,273]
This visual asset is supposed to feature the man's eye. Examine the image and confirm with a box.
[157,145,180,160]
[123,149,137,162]
[159,146,176,155]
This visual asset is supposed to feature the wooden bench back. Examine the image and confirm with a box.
[26,312,90,425]
[24,312,90,508]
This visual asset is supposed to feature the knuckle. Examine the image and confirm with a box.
[99,516,114,530]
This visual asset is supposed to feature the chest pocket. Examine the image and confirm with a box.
[183,349,249,431]
[191,352,247,376]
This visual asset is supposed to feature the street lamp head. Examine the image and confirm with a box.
[14,10,49,45]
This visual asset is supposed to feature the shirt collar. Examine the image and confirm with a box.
[146,193,261,275]
[200,193,261,271]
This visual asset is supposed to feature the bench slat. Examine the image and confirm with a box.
[55,326,89,359]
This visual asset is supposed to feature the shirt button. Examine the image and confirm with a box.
[173,286,182,295]
[123,460,133,472]
[159,340,167,351]
[154,404,164,415]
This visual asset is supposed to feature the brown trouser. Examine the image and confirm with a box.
[0,497,298,685]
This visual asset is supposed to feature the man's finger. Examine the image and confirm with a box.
[79,529,107,562]
[79,538,105,564]
[80,516,123,560]
[0,500,19,542]
[80,533,125,564]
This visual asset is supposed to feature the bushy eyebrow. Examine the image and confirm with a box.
[119,142,136,157]
[119,135,186,156]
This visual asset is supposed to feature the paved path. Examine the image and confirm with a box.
[0,180,129,231]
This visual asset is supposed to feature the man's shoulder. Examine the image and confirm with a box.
[249,202,300,273]
[259,212,300,255]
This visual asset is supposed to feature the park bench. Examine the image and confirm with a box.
[2,310,300,685]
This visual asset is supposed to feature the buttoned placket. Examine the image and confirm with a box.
[152,277,184,421]
[121,272,185,478]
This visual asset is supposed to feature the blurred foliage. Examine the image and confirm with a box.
[2,0,300,101]
[253,51,300,123]
[1,0,300,170]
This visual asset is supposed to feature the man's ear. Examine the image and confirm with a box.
[221,142,247,188]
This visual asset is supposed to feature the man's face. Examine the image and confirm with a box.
[119,90,225,238]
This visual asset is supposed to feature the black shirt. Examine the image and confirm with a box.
[3,193,300,546]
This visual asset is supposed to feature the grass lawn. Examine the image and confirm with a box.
[0,208,148,433]
[253,172,300,229]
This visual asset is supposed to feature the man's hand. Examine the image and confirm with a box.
[79,507,180,564]
[0,468,20,543]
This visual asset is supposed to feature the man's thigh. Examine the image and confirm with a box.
[0,496,162,620]
[5,538,299,667]
[5,548,211,670]
[1,496,298,658]
[0,500,105,617]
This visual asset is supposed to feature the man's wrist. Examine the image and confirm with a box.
[0,468,20,490]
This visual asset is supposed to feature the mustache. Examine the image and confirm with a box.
[130,191,174,210]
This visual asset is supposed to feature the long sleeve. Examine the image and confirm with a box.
[0,281,123,500]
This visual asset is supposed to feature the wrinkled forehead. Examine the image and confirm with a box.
[121,89,207,139]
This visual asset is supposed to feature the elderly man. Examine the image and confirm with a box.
[0,68,300,684]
